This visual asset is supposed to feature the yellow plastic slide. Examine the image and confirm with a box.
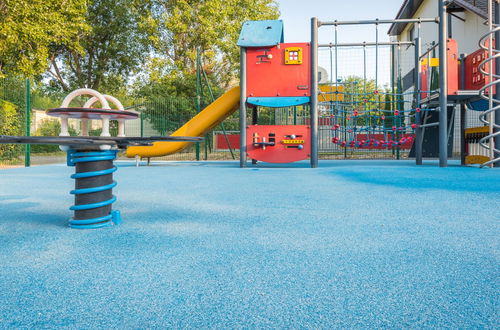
[126,86,240,158]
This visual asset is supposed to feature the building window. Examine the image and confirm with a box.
[407,25,415,42]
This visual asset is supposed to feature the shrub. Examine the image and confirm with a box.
[31,119,78,153]
[0,99,22,160]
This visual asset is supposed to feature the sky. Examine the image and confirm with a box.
[276,0,406,43]
[275,0,407,85]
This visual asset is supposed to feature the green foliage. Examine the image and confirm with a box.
[140,97,198,136]
[134,67,200,99]
[162,0,278,79]
[0,0,88,78]
[0,77,26,108]
[30,92,62,111]
[134,0,279,98]
[88,121,118,136]
[0,99,22,160]
[47,0,155,94]
[31,119,78,153]
[342,76,381,126]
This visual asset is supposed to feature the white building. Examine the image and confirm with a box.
[389,0,492,92]
[388,0,493,156]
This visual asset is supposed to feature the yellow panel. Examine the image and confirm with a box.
[318,85,344,102]
[282,139,305,144]
[420,58,439,67]
[465,126,490,135]
[284,47,303,65]
[465,155,490,165]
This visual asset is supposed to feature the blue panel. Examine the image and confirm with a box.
[247,97,310,107]
[237,20,284,47]
[467,99,488,111]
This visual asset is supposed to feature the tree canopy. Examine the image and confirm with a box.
[0,0,88,78]
[1,0,279,97]
[46,0,156,94]
[133,0,279,98]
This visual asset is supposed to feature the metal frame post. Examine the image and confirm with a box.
[458,53,467,165]
[414,37,423,165]
[310,17,319,168]
[495,0,500,167]
[195,49,201,161]
[438,0,448,167]
[24,79,31,167]
[140,112,144,137]
[239,47,247,167]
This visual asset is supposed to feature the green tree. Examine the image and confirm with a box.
[46,0,156,94]
[0,0,88,77]
[0,99,22,160]
[134,0,279,98]
[160,0,279,84]
[140,96,199,136]
[342,76,380,127]
[382,88,393,129]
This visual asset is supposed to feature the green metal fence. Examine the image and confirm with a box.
[0,77,29,168]
[0,77,239,168]
[123,96,239,161]
[1,76,465,168]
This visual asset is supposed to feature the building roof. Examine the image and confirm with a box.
[388,0,490,36]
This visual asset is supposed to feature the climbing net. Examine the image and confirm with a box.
[316,25,428,153]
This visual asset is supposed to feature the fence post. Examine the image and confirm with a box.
[438,0,448,167]
[310,17,319,168]
[415,37,423,165]
[24,79,31,167]
[195,50,201,161]
[495,0,500,167]
[140,111,144,137]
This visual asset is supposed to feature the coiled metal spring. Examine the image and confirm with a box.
[68,149,121,229]
[477,6,500,168]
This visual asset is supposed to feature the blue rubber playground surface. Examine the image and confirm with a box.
[0,160,499,328]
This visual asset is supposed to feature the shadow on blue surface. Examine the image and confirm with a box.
[0,160,498,328]
[0,198,67,228]
[324,165,500,192]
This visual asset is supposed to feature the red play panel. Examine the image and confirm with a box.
[246,125,310,163]
[246,43,310,98]
[464,41,496,94]
[215,133,240,150]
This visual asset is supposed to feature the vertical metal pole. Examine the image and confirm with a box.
[438,0,448,167]
[140,111,144,137]
[494,0,500,167]
[251,106,258,165]
[396,45,402,159]
[195,50,201,161]
[460,103,466,165]
[24,79,31,167]
[459,53,466,165]
[447,12,452,38]
[239,47,247,167]
[391,44,395,144]
[311,17,319,168]
[415,37,423,165]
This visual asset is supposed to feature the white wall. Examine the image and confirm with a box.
[394,0,490,82]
